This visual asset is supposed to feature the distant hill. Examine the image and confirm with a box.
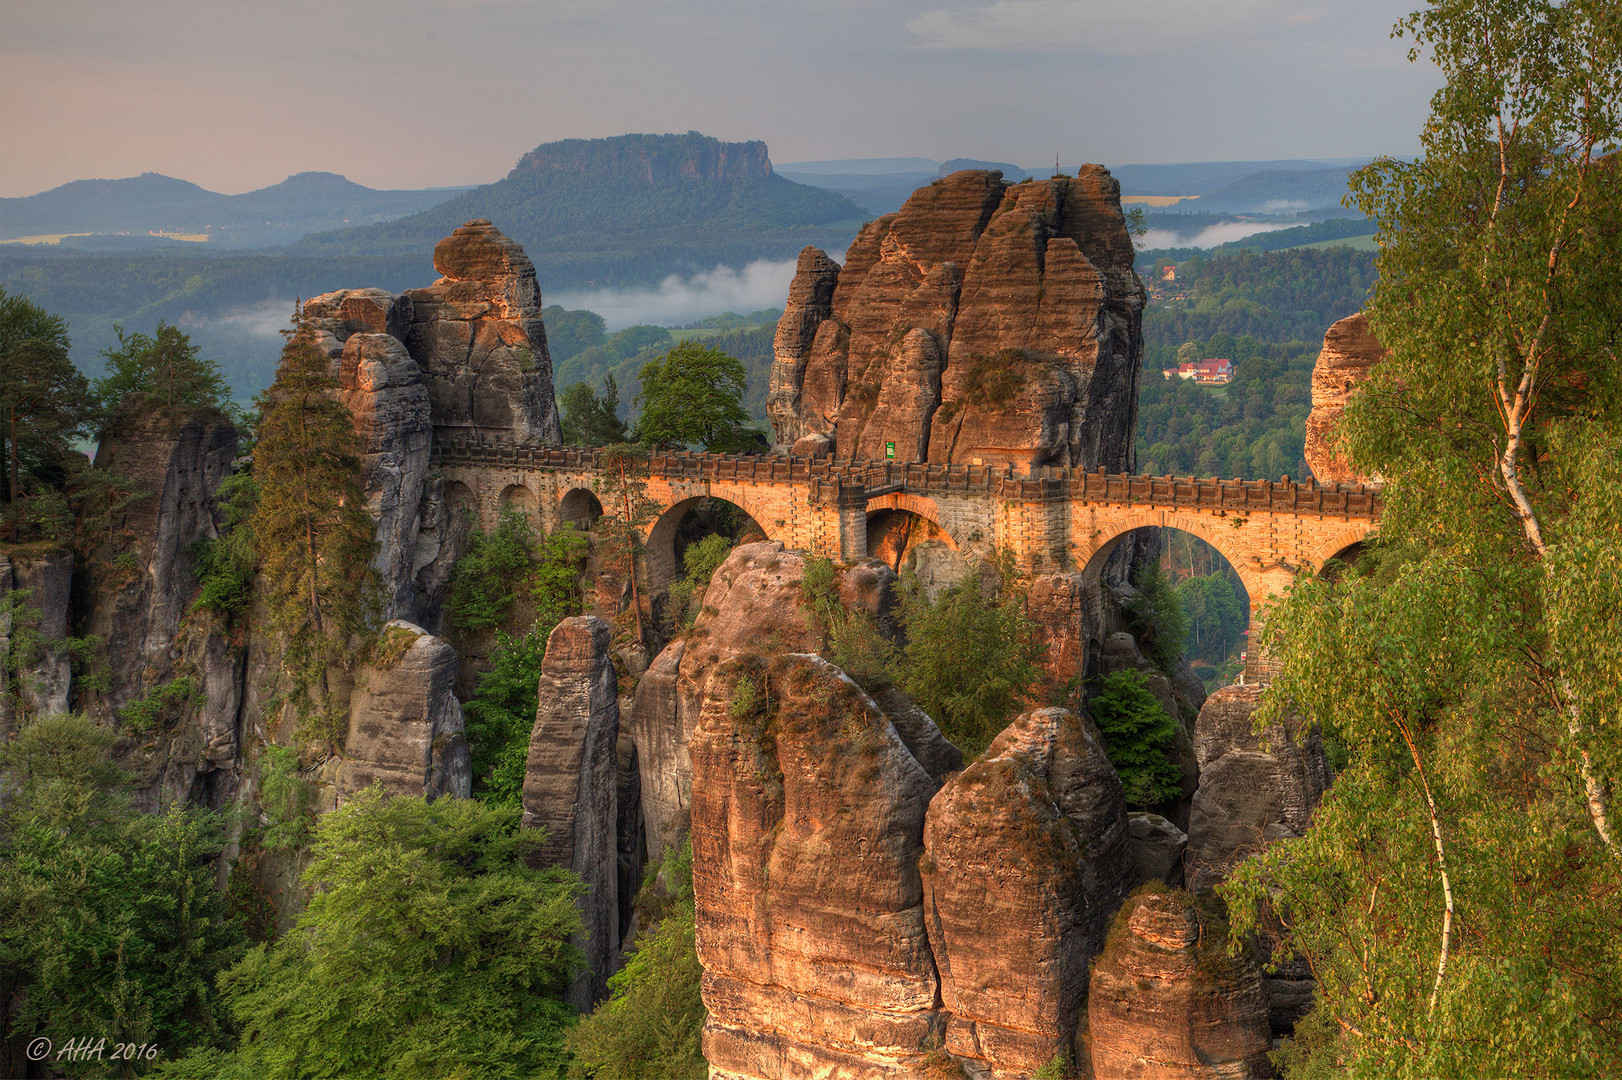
[1111,159,1368,198]
[1172,167,1358,215]
[294,133,869,287]
[1,172,469,247]
[776,156,1030,216]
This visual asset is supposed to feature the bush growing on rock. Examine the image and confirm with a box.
[1088,669,1184,808]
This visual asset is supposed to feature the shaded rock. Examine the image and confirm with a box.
[522,615,620,1009]
[1305,312,1385,486]
[789,431,833,458]
[2,547,73,720]
[774,168,1144,472]
[872,685,963,783]
[1264,978,1317,1039]
[336,621,471,802]
[1186,685,1329,890]
[1088,890,1274,1079]
[692,652,946,1078]
[404,219,563,444]
[922,707,1132,1076]
[630,638,687,864]
[1127,812,1188,888]
[615,730,644,942]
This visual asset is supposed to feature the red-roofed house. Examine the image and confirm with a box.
[1174,358,1234,385]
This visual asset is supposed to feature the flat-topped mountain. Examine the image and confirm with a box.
[294,133,867,286]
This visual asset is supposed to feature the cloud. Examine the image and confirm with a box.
[1140,221,1294,249]
[551,259,799,331]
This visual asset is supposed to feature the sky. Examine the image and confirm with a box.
[0,0,1443,198]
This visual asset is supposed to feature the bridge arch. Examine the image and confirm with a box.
[1077,512,1272,618]
[560,487,604,531]
[499,483,537,520]
[864,492,960,572]
[643,495,769,595]
[1307,524,1378,573]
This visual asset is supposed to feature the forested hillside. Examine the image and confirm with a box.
[1135,245,1375,481]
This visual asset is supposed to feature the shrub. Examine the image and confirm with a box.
[1089,669,1183,807]
[1123,561,1189,674]
[664,533,732,631]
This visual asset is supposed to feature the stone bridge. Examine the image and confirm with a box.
[433,437,1381,678]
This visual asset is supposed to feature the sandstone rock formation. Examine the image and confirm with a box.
[1127,812,1188,888]
[922,707,1132,1077]
[1088,889,1274,1079]
[336,621,471,802]
[633,542,910,863]
[0,547,74,723]
[692,652,947,1078]
[1186,685,1329,891]
[768,167,1145,472]
[522,615,621,1009]
[302,220,563,626]
[1304,312,1386,486]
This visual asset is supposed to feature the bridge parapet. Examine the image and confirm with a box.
[429,437,1382,521]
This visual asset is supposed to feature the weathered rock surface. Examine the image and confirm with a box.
[1127,812,1188,888]
[405,219,562,444]
[1304,312,1385,486]
[770,167,1145,472]
[1088,890,1274,1079]
[1186,685,1329,890]
[636,542,914,864]
[336,621,471,802]
[922,707,1131,1076]
[522,615,621,1009]
[692,652,946,1078]
[1,547,74,721]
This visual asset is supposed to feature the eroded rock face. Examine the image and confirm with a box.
[522,615,621,1008]
[336,621,471,802]
[1088,890,1274,1079]
[692,652,946,1079]
[1186,685,1329,891]
[2,548,74,722]
[770,167,1145,472]
[1304,312,1385,486]
[922,707,1132,1077]
[405,219,562,444]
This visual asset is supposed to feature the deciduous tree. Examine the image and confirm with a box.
[634,342,761,452]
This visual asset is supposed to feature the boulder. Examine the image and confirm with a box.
[921,707,1132,1076]
[1304,312,1385,486]
[1127,812,1188,888]
[336,621,471,802]
[522,615,621,1009]
[1186,685,1329,890]
[692,652,946,1078]
[772,168,1145,472]
[1088,890,1274,1079]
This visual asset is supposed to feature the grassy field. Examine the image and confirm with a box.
[1284,233,1378,252]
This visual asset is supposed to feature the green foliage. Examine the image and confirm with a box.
[256,745,314,852]
[664,533,732,631]
[564,842,707,1079]
[1,287,93,541]
[893,562,1045,758]
[798,555,896,692]
[93,321,230,417]
[634,342,763,452]
[117,675,205,735]
[179,790,582,1080]
[1176,571,1247,667]
[0,714,244,1073]
[447,511,542,634]
[1122,562,1189,674]
[560,374,631,447]
[1144,247,1376,348]
[188,472,259,622]
[459,524,589,805]
[1089,670,1183,808]
[250,317,379,737]
[594,444,663,647]
[1219,3,1622,1074]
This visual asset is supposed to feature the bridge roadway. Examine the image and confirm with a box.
[432,437,1381,677]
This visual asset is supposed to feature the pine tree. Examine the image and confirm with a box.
[251,315,378,742]
[593,443,662,648]
[94,321,231,417]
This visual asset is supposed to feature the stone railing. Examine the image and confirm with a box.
[430,437,1382,521]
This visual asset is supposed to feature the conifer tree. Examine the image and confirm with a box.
[251,314,378,741]
[94,321,231,417]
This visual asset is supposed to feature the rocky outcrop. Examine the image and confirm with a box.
[635,542,907,864]
[336,621,471,802]
[521,615,621,1009]
[921,707,1131,1077]
[1088,890,1274,1079]
[1127,812,1188,888]
[1304,312,1385,486]
[404,220,562,444]
[692,652,947,1079]
[0,548,75,731]
[1186,685,1329,891]
[770,167,1145,472]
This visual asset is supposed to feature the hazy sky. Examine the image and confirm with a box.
[1,0,1442,197]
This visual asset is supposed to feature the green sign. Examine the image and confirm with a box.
[885,441,896,459]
